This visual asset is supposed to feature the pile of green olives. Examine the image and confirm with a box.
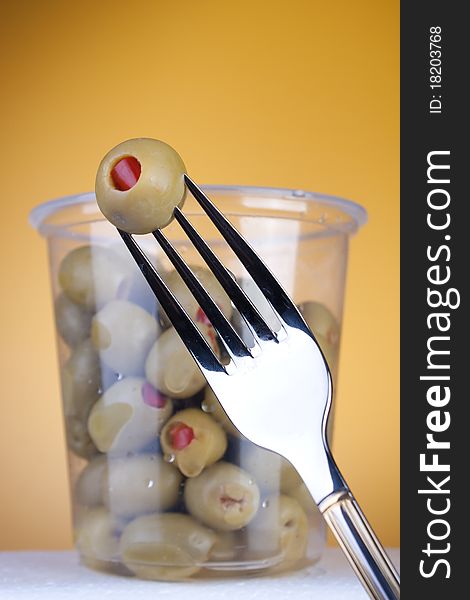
[56,239,336,580]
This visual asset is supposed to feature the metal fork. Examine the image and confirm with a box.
[118,175,400,600]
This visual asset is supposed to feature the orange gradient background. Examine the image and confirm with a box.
[0,1,399,549]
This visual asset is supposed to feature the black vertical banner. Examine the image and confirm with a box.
[401,3,466,598]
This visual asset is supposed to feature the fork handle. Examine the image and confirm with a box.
[319,490,400,600]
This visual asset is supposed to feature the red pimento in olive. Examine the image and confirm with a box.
[195,307,211,326]
[111,156,141,191]
[207,329,217,348]
[141,382,167,409]
[168,422,195,450]
[195,307,218,349]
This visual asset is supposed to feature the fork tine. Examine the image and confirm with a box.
[184,175,301,328]
[117,230,224,374]
[173,207,276,342]
[152,229,252,359]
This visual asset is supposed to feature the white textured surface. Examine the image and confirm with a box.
[0,548,399,600]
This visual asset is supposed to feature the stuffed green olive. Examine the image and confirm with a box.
[160,408,227,477]
[185,462,260,531]
[95,138,186,234]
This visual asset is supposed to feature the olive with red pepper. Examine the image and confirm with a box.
[160,408,227,477]
[95,138,187,234]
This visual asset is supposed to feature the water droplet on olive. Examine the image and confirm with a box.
[164,453,176,464]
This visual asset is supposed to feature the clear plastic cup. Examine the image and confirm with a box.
[30,186,366,580]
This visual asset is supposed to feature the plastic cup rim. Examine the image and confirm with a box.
[29,184,368,238]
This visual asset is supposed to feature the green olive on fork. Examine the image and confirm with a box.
[95,138,187,234]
